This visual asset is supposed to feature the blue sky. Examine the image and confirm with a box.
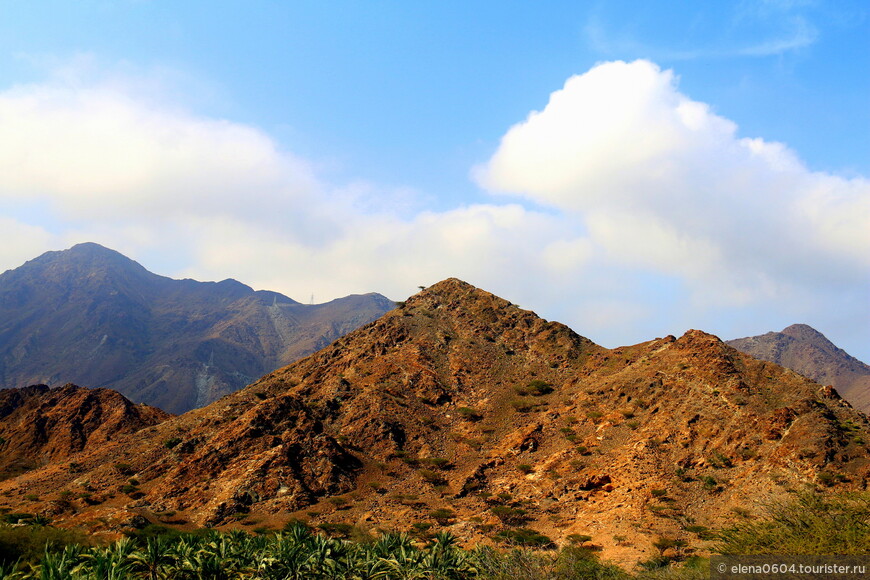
[0,1,868,361]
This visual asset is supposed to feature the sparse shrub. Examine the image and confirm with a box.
[738,447,757,460]
[732,507,752,518]
[253,391,267,400]
[23,494,39,502]
[113,463,134,476]
[527,380,554,396]
[490,505,528,525]
[586,410,603,420]
[651,488,668,498]
[429,508,455,525]
[456,407,483,421]
[710,451,733,468]
[626,420,640,430]
[328,496,350,508]
[510,399,536,413]
[517,464,534,474]
[652,536,686,555]
[566,533,592,545]
[418,469,446,486]
[685,524,713,540]
[701,475,718,490]
[494,528,554,547]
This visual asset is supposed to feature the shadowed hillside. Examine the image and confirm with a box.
[0,243,394,413]
[728,324,870,413]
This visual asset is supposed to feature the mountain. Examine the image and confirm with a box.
[1,279,867,565]
[0,243,394,414]
[0,384,169,480]
[727,324,870,414]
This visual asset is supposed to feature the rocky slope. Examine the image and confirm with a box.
[0,384,170,480]
[0,243,394,413]
[1,280,867,566]
[728,324,870,414]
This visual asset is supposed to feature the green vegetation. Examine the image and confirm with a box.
[0,523,635,579]
[2,490,865,577]
[514,380,554,397]
[717,490,870,555]
[456,407,483,421]
[494,528,554,548]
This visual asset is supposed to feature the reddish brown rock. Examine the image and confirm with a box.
[0,279,868,567]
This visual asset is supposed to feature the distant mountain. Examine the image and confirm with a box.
[0,383,169,480]
[0,243,394,413]
[4,279,867,564]
[727,324,870,413]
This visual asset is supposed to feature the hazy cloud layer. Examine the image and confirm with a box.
[0,60,867,358]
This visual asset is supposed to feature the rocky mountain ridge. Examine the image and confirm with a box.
[1,279,867,566]
[727,324,870,413]
[0,384,170,480]
[0,243,394,413]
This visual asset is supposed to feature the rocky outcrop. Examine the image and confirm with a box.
[0,384,170,479]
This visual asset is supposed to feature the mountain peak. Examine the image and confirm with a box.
[780,323,832,346]
[727,324,870,413]
[409,278,513,310]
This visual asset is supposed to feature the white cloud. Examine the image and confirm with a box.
[475,60,870,309]
[0,58,866,363]
[0,70,328,237]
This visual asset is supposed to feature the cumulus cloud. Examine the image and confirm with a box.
[0,58,866,360]
[475,59,870,307]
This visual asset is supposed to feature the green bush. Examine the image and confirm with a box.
[717,491,870,555]
[494,528,554,548]
[113,463,134,476]
[515,380,554,397]
[429,508,456,525]
[419,469,447,486]
[510,399,536,413]
[490,505,528,525]
[457,407,483,421]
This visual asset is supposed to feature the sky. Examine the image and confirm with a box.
[0,0,868,361]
